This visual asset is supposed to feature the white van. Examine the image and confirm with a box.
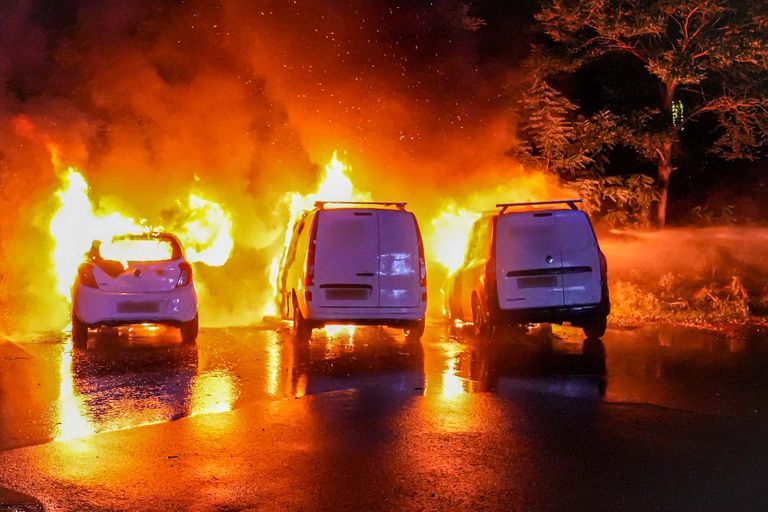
[277,201,427,342]
[447,199,609,338]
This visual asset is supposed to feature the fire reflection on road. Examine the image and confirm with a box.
[54,326,237,443]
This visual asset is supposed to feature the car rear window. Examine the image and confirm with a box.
[100,239,174,263]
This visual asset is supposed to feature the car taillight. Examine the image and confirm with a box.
[177,262,193,287]
[304,216,319,287]
[484,258,497,306]
[415,217,427,286]
[78,263,99,288]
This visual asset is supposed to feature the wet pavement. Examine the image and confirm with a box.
[1,323,768,510]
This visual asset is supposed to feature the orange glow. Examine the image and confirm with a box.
[49,164,234,303]
[189,370,238,415]
[323,325,356,337]
[265,150,371,317]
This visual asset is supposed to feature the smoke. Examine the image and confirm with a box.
[0,0,528,333]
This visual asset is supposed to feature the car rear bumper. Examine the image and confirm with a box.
[73,285,198,326]
[495,302,608,326]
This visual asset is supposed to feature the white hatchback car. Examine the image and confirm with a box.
[447,199,610,339]
[277,201,428,343]
[71,232,199,348]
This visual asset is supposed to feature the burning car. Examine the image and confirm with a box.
[71,232,199,348]
[446,199,610,339]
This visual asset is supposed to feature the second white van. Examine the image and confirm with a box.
[277,201,428,342]
[446,199,610,339]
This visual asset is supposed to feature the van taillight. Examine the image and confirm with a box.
[78,263,98,288]
[415,218,427,287]
[304,216,319,287]
[177,262,193,287]
[598,250,608,280]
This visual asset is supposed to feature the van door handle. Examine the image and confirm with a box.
[356,272,375,277]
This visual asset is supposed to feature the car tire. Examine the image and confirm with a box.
[292,300,312,343]
[583,314,607,339]
[181,314,199,345]
[403,319,425,342]
[72,314,88,349]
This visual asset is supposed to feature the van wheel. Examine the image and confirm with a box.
[583,315,607,339]
[404,319,425,342]
[292,301,312,343]
[72,314,89,349]
[472,299,489,337]
[181,314,199,345]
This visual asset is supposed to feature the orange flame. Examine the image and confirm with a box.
[49,164,234,303]
[266,151,370,335]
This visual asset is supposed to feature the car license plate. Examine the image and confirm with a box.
[117,301,160,313]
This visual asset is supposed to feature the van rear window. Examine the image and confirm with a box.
[499,212,594,252]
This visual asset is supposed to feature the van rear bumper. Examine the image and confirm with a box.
[495,302,607,326]
[305,305,426,325]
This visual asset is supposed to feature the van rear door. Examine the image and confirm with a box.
[556,210,602,306]
[378,210,420,308]
[495,211,565,309]
[313,209,380,308]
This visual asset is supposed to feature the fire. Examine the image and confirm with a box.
[426,204,480,275]
[49,165,234,303]
[267,151,370,335]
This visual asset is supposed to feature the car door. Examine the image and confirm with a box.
[557,211,602,306]
[313,209,380,308]
[495,211,565,310]
[378,210,420,308]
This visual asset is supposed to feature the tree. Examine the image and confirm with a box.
[530,0,768,225]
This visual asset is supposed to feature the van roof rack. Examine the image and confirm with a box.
[315,201,407,210]
[496,199,582,214]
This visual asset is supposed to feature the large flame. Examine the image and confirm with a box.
[267,151,370,335]
[49,165,234,303]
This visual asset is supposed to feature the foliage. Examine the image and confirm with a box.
[526,0,768,224]
[688,204,737,225]
[578,174,658,227]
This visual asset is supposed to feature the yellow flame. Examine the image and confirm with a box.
[49,166,234,303]
[100,239,173,266]
[50,169,145,299]
[426,204,480,275]
[266,150,370,317]
[176,193,234,267]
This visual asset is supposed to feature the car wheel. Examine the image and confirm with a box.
[583,315,607,339]
[72,314,89,349]
[181,314,199,345]
[292,300,312,343]
[403,319,425,342]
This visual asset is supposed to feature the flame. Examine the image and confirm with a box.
[266,151,369,337]
[100,239,173,266]
[426,204,480,275]
[49,165,234,303]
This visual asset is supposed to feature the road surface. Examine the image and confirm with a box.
[1,323,767,510]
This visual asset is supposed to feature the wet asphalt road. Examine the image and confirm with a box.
[1,323,768,511]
